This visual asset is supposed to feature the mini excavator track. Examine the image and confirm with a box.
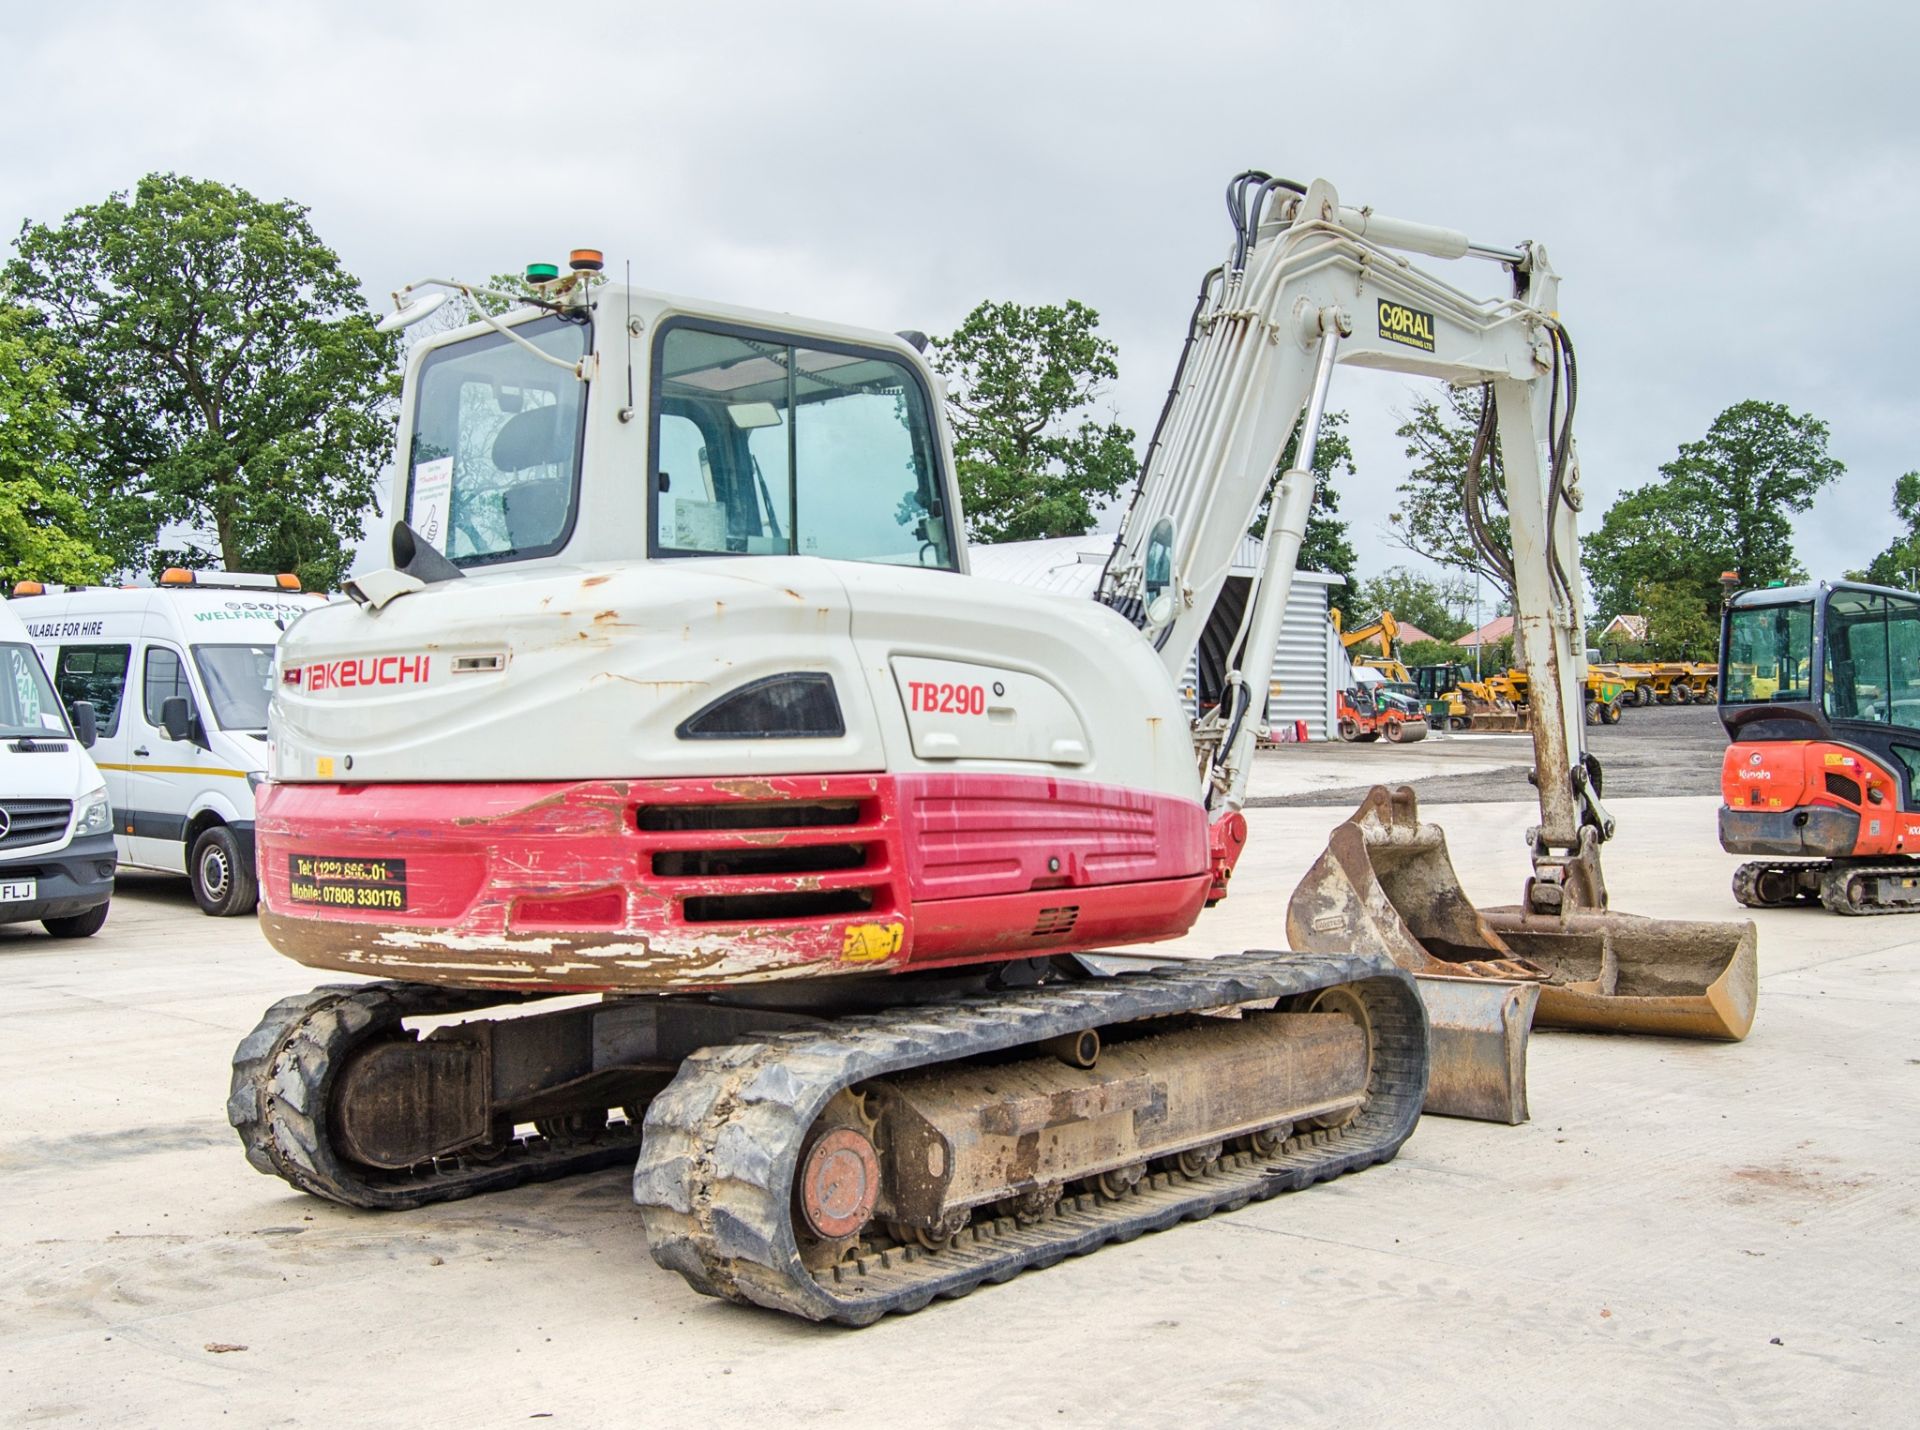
[635,951,1425,1324]
[228,983,651,1209]
[229,952,1425,1323]
[1733,858,1920,915]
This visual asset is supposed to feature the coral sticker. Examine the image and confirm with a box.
[841,921,904,963]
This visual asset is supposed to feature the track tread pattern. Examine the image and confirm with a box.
[633,950,1426,1325]
[228,981,642,1209]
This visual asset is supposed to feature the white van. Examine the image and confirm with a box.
[0,602,116,937]
[12,572,328,916]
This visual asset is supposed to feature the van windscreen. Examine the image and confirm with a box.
[194,645,276,731]
[1,643,68,740]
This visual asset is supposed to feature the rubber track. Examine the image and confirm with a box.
[1731,861,1821,909]
[228,981,644,1210]
[633,950,1426,1325]
[1820,861,1920,916]
[1731,860,1920,916]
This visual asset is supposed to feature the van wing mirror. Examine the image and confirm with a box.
[159,696,193,743]
[70,700,98,749]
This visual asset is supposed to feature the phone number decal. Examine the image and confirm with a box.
[288,854,408,912]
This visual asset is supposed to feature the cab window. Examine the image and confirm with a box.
[1724,602,1813,704]
[55,645,131,736]
[651,322,954,568]
[1826,590,1920,728]
[143,647,195,728]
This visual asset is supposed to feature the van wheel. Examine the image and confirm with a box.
[44,901,110,939]
[192,825,258,917]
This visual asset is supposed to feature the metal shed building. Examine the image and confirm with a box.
[966,534,1346,740]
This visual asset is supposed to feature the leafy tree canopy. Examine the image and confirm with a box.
[1386,387,1513,608]
[931,299,1136,543]
[1585,400,1840,621]
[1856,472,1920,592]
[6,173,399,588]
[1348,565,1473,642]
[1633,578,1720,661]
[0,303,112,585]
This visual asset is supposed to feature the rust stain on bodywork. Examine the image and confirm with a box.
[712,778,783,800]
[582,574,612,587]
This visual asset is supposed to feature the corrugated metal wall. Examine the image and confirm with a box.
[1267,575,1339,740]
[971,536,1343,741]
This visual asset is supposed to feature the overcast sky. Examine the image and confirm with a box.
[6,1,1916,596]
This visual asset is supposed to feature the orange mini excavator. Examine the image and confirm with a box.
[1720,579,1920,914]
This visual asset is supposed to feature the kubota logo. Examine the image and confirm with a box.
[286,656,432,693]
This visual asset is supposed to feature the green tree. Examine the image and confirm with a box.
[6,173,399,588]
[1385,388,1514,609]
[931,300,1137,543]
[1585,400,1841,620]
[1250,409,1357,588]
[0,304,111,585]
[1349,566,1473,641]
[1859,472,1920,591]
[1635,578,1719,660]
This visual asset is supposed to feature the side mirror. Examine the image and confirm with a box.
[70,700,98,749]
[159,696,193,742]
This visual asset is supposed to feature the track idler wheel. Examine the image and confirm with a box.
[794,1091,884,1271]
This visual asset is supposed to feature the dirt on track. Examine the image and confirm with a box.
[1251,702,1730,808]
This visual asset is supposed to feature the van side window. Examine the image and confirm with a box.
[144,647,195,728]
[55,645,131,736]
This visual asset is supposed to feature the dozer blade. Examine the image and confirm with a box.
[1478,907,1757,1041]
[1286,785,1545,1123]
[1466,711,1528,733]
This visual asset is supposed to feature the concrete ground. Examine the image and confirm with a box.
[4,795,1916,1428]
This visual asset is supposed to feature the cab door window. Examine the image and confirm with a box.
[55,645,131,736]
[143,646,197,731]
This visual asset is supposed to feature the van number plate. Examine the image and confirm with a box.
[0,879,37,902]
[287,855,408,912]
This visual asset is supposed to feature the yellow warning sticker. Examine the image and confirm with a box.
[841,921,904,963]
[1825,752,1845,765]
[316,757,335,777]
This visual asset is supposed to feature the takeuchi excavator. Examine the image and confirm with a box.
[229,172,1756,1324]
[1720,579,1920,914]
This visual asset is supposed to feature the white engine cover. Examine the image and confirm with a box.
[271,557,1198,801]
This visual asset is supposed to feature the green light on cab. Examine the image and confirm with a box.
[526,262,560,283]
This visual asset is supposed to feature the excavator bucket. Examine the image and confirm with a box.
[1478,906,1757,1041]
[1286,785,1548,1124]
[1411,974,1540,1124]
[1287,789,1759,1108]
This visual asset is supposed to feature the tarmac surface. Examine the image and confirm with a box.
[1252,701,1731,806]
[4,778,1915,1426]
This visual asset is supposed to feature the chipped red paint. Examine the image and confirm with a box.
[254,773,1213,991]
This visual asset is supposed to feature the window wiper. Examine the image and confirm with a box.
[8,736,69,753]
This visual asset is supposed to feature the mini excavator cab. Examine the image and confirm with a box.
[1720,581,1920,913]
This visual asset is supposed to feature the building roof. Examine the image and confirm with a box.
[1458,614,1515,647]
[966,533,1347,599]
[1601,613,1649,642]
[1393,621,1438,646]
